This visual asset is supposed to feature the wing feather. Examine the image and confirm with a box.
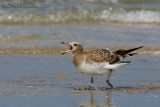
[86,49,121,64]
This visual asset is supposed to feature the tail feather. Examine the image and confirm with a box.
[120,61,131,63]
[128,53,137,56]
[114,46,144,56]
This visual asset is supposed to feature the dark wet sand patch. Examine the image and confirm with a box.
[73,85,160,96]
[0,46,159,55]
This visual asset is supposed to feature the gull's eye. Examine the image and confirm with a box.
[74,44,77,46]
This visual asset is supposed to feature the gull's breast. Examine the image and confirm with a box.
[77,60,109,75]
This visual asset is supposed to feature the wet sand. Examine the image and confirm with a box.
[0,54,160,107]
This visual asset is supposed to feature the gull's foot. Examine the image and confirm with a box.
[106,80,114,89]
[88,85,96,90]
[88,83,97,90]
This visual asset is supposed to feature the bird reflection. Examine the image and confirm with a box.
[79,90,115,107]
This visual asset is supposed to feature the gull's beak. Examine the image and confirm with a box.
[61,42,70,55]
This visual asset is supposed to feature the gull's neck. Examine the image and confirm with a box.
[72,49,86,67]
[74,49,83,54]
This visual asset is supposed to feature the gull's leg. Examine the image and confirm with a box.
[106,69,114,88]
[91,76,94,84]
[88,76,94,89]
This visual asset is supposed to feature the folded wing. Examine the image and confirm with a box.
[87,46,144,64]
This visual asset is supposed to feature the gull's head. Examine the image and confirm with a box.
[61,42,83,55]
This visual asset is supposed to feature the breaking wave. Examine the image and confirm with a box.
[0,8,159,24]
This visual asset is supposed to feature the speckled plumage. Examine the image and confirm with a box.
[86,49,122,64]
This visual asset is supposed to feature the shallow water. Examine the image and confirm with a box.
[0,55,160,107]
[0,24,159,49]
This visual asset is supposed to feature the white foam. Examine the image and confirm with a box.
[0,8,159,24]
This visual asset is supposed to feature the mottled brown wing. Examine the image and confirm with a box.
[86,49,121,64]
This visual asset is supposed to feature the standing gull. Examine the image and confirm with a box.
[61,42,143,88]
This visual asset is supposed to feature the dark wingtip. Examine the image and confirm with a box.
[134,46,144,50]
[124,46,144,54]
[139,46,144,48]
